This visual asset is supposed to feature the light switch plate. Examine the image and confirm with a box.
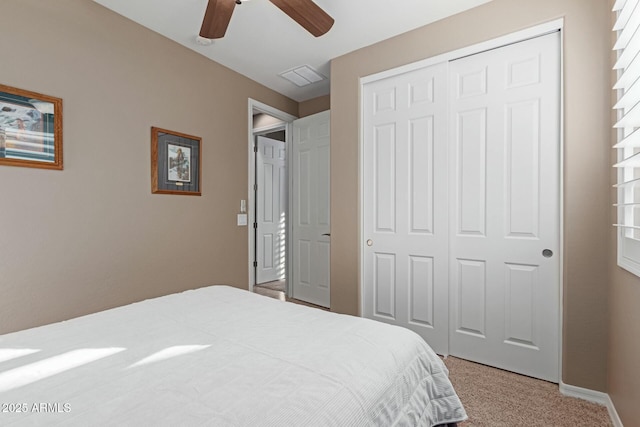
[237,214,248,226]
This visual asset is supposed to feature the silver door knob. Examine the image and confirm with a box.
[367,239,373,246]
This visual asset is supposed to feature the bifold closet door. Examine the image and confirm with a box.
[362,62,449,354]
[448,32,560,382]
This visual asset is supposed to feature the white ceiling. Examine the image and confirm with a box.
[92,0,492,102]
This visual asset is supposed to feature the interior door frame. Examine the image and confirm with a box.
[247,99,297,293]
[358,18,565,379]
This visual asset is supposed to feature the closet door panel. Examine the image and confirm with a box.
[363,62,449,354]
[448,32,560,382]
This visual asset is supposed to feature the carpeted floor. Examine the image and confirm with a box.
[254,280,329,310]
[444,356,612,426]
[255,280,287,293]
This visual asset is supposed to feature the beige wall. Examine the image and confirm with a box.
[0,0,297,334]
[331,0,613,398]
[298,95,330,118]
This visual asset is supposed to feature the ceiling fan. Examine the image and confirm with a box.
[199,0,334,39]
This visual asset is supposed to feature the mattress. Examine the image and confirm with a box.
[0,285,466,426]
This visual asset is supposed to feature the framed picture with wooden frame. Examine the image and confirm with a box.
[151,127,201,196]
[0,83,63,170]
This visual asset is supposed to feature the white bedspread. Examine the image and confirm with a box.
[0,285,466,426]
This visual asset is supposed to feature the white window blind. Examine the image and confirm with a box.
[614,0,640,276]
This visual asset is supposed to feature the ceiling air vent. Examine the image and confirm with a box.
[279,65,326,87]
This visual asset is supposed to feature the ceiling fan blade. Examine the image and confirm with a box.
[199,0,237,39]
[269,0,334,37]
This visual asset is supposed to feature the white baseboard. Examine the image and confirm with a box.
[559,382,623,427]
[603,394,624,427]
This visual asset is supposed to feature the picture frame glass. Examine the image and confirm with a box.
[167,143,191,183]
[0,84,62,169]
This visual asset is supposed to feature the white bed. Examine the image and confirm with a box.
[0,285,466,426]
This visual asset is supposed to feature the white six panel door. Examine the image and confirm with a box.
[363,62,449,354]
[292,111,331,307]
[256,136,287,284]
[448,32,560,381]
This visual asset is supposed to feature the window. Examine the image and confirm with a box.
[614,0,640,276]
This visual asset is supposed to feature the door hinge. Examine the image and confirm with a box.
[254,184,258,192]
[254,145,258,153]
[253,261,258,267]
[253,223,258,229]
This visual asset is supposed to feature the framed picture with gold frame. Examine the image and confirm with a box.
[0,83,63,170]
[151,127,201,196]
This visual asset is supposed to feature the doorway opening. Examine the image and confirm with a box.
[247,99,296,296]
[254,128,287,296]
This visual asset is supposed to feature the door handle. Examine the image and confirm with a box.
[322,233,331,237]
[542,249,553,258]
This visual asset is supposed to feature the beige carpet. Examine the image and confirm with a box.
[254,280,286,293]
[444,356,612,427]
[254,281,329,310]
